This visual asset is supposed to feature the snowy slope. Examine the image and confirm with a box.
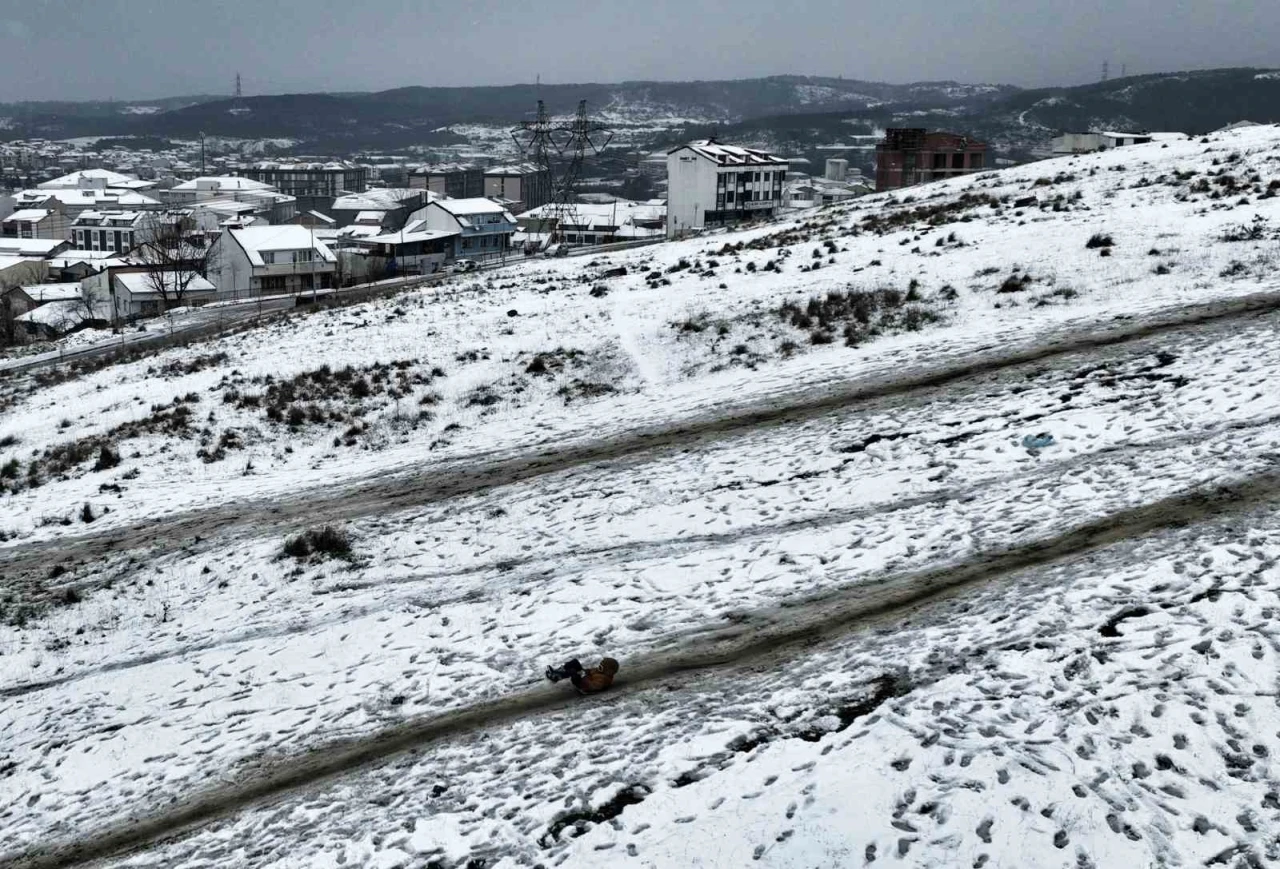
[4,124,1280,869]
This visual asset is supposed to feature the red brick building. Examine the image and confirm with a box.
[875,129,988,191]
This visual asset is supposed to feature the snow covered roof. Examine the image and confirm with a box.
[46,256,128,271]
[670,139,788,167]
[0,254,37,269]
[72,210,145,226]
[354,210,386,224]
[431,198,516,219]
[304,210,336,224]
[332,188,422,211]
[169,176,273,192]
[4,209,56,223]
[484,163,542,177]
[228,225,337,266]
[114,270,216,297]
[365,222,459,245]
[16,188,160,208]
[15,299,96,329]
[520,200,666,228]
[249,161,361,171]
[49,248,124,262]
[19,282,82,303]
[37,168,154,190]
[0,237,66,257]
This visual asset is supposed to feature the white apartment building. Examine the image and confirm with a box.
[666,140,788,238]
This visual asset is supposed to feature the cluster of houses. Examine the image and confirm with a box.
[0,158,668,344]
[5,113,1216,347]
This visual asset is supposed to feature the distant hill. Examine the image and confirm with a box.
[660,68,1280,176]
[1,70,1276,159]
[0,76,1018,150]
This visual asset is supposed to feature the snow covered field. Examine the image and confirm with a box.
[5,125,1280,868]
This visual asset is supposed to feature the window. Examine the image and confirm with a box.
[969,153,984,170]
[932,153,948,169]
[291,249,313,263]
[951,153,965,170]
[726,190,735,203]
[261,251,275,264]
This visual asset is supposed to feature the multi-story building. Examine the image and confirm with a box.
[874,129,987,190]
[70,210,147,254]
[409,163,485,199]
[666,139,788,238]
[1,206,70,240]
[239,162,368,199]
[483,164,552,212]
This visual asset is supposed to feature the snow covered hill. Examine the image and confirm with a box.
[5,124,1280,869]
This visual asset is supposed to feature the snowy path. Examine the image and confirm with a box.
[9,461,1280,869]
[3,285,1279,606]
[8,293,1280,866]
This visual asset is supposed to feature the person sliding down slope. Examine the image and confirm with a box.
[545,657,619,694]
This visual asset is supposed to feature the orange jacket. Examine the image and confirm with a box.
[571,657,619,693]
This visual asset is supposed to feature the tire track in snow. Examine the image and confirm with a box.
[8,463,1280,869]
[4,403,1276,702]
[2,288,1280,605]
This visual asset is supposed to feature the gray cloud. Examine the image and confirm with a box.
[0,0,1276,101]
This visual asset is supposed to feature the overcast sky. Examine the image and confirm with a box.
[1,0,1277,101]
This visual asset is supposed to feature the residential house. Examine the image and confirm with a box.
[158,175,297,223]
[328,188,428,229]
[1050,130,1162,155]
[666,139,788,238]
[2,206,71,240]
[409,163,485,199]
[37,168,155,192]
[786,177,872,209]
[211,225,337,297]
[340,220,459,282]
[45,250,128,283]
[414,199,517,261]
[874,129,987,191]
[0,237,68,263]
[516,200,665,249]
[484,164,552,212]
[158,175,275,205]
[70,211,147,254]
[81,266,217,322]
[10,188,161,221]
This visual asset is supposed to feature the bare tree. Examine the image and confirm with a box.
[0,286,20,347]
[132,211,220,310]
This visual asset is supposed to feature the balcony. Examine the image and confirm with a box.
[254,261,335,277]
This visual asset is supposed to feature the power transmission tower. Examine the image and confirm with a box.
[511,99,613,248]
[1101,61,1110,82]
[235,73,243,98]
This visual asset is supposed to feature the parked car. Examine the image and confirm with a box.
[452,259,479,273]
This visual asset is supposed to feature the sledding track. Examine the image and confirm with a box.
[3,286,1280,608]
[5,451,1279,869]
